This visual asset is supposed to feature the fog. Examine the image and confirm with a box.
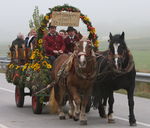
[0,0,150,44]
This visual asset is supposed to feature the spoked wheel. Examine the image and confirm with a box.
[32,96,43,114]
[15,86,24,107]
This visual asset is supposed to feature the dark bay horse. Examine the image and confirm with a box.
[51,38,97,125]
[93,32,136,126]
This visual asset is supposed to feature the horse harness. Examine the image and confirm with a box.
[96,50,134,79]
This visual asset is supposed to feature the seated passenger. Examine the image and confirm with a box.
[59,29,67,39]
[43,24,65,64]
[25,29,37,50]
[64,27,79,54]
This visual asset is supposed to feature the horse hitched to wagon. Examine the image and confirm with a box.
[5,4,99,124]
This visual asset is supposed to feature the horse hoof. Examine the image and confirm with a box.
[59,116,66,120]
[130,122,137,126]
[73,116,79,121]
[108,119,115,123]
[100,114,107,118]
[80,120,87,125]
[69,115,73,119]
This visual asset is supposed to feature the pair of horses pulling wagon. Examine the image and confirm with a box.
[6,5,136,126]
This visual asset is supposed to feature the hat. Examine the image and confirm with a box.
[48,23,56,28]
[66,27,76,32]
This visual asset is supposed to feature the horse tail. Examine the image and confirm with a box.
[49,87,58,114]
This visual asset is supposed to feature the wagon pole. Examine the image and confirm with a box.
[33,81,55,95]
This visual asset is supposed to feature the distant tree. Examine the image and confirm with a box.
[29,6,44,31]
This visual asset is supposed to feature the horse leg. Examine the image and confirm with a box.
[54,83,66,120]
[98,97,107,118]
[69,86,81,121]
[127,88,136,126]
[68,96,74,118]
[80,89,91,125]
[108,92,115,123]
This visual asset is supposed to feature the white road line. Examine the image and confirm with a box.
[0,87,14,93]
[115,116,150,127]
[0,124,9,128]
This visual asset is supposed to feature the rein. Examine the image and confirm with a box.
[96,50,134,79]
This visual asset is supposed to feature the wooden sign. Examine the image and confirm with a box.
[51,11,80,27]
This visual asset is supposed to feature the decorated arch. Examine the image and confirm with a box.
[37,4,99,50]
[7,4,100,77]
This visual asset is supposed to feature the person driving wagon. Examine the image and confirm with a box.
[43,23,65,64]
[64,26,79,54]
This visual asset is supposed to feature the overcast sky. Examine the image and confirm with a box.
[0,0,150,43]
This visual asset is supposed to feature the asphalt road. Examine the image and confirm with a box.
[0,73,150,128]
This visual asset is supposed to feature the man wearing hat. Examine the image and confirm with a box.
[64,26,79,54]
[43,24,65,64]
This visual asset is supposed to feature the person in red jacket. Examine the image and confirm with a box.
[64,27,79,54]
[43,24,65,64]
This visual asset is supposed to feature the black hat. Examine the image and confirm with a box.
[66,27,76,32]
[48,23,56,28]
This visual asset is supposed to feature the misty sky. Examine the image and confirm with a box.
[0,0,150,44]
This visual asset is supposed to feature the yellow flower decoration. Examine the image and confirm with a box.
[8,64,14,69]
[94,40,100,48]
[46,64,52,69]
[84,16,90,22]
[22,65,27,71]
[44,15,50,21]
[42,61,47,66]
[38,39,43,44]
[16,66,20,69]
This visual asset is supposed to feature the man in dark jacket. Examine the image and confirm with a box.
[10,33,25,51]
[64,27,79,54]
[43,24,65,64]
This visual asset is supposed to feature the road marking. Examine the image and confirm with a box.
[0,124,9,128]
[115,116,150,127]
[0,87,14,93]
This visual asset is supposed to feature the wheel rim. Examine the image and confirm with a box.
[15,87,20,104]
[32,96,37,111]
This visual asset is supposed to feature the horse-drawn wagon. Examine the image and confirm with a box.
[5,4,99,116]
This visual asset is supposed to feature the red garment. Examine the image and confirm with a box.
[43,34,65,56]
[64,35,79,53]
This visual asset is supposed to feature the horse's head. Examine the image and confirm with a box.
[108,32,128,70]
[74,37,95,68]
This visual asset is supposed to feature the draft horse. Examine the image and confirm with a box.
[51,38,97,125]
[93,32,136,126]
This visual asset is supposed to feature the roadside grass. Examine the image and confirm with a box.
[0,69,6,73]
[116,82,150,99]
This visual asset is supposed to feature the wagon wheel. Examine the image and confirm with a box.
[15,86,24,107]
[32,96,43,114]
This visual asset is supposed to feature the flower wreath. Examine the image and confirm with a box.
[8,5,100,72]
[37,4,99,49]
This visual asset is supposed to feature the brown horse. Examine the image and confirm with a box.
[51,38,97,125]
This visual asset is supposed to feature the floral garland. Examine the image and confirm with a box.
[37,4,100,50]
[7,5,100,84]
